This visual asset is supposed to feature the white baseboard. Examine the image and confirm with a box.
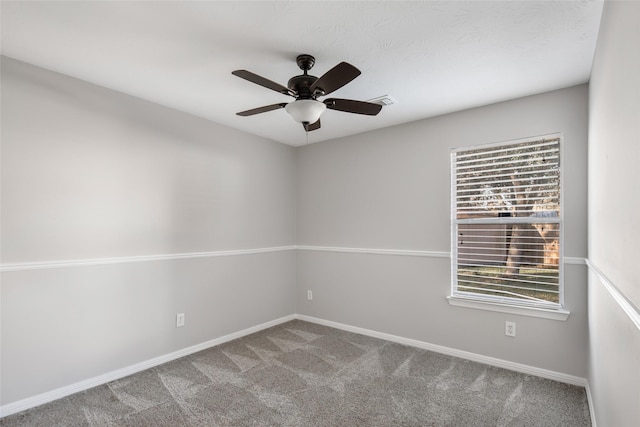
[295,314,587,387]
[584,381,597,427]
[0,314,296,418]
[296,314,597,422]
[1,313,594,421]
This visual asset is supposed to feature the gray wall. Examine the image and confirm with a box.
[297,85,589,378]
[0,57,297,405]
[587,1,640,425]
[5,45,622,418]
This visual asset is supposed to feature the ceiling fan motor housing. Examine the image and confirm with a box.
[289,54,324,98]
[288,75,319,99]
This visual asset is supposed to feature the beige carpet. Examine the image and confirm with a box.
[1,320,591,426]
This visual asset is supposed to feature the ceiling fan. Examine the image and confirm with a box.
[232,54,382,132]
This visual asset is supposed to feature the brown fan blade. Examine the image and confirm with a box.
[236,103,288,116]
[303,119,321,132]
[309,62,360,96]
[232,70,295,96]
[324,98,382,116]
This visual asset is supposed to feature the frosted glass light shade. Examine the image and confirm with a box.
[285,99,326,123]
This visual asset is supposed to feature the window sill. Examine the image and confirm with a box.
[447,296,570,321]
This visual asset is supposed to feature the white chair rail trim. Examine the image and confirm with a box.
[0,246,297,272]
[586,259,640,331]
[296,245,450,258]
[1,245,586,272]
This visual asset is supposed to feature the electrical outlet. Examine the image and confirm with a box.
[505,321,516,337]
[307,290,313,300]
[176,313,185,328]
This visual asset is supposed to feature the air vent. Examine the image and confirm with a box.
[367,95,398,106]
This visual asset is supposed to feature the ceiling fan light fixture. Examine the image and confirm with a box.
[285,99,326,124]
[233,55,377,132]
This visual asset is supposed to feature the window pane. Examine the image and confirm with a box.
[454,138,560,219]
[452,136,562,307]
[456,222,560,304]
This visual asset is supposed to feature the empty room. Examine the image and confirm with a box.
[1,1,638,426]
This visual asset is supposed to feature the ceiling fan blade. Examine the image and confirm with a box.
[324,98,382,116]
[303,119,321,132]
[236,103,288,116]
[309,62,361,96]
[232,70,295,96]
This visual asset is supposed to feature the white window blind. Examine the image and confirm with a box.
[451,136,562,308]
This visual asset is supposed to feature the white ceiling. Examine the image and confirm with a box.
[1,1,604,147]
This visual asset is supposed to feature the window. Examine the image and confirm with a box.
[451,135,562,310]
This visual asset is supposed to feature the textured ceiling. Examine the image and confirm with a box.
[1,1,604,146]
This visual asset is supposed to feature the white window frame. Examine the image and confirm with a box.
[448,133,569,320]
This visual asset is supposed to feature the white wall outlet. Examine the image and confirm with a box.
[176,313,185,328]
[505,321,516,337]
[307,290,313,300]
